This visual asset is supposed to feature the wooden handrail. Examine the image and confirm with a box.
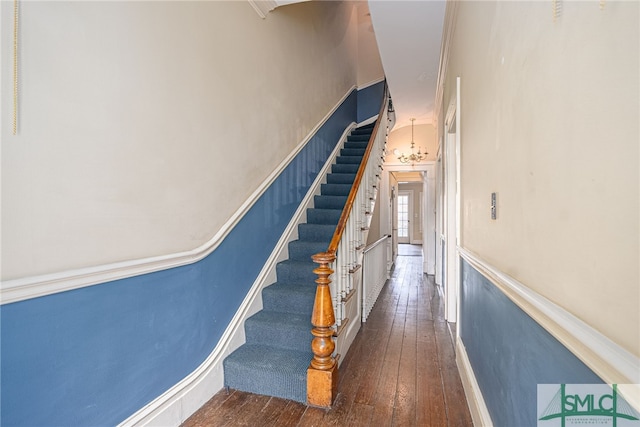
[307,82,388,407]
[325,85,388,257]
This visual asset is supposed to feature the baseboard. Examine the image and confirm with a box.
[357,77,385,91]
[118,123,356,427]
[456,337,493,427]
[357,114,378,128]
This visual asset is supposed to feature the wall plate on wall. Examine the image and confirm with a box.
[491,192,497,220]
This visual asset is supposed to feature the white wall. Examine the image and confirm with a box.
[1,1,359,280]
[356,2,384,87]
[440,1,639,356]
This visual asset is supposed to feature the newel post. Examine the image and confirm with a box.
[307,252,338,407]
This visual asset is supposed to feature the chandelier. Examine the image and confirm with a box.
[393,118,427,164]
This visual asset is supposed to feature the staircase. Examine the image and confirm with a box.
[223,122,376,403]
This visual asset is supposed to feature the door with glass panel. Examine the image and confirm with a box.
[397,191,411,244]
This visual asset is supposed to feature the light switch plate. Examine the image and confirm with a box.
[491,192,497,220]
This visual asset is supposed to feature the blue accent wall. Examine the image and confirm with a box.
[0,89,376,426]
[460,259,603,427]
[357,81,385,123]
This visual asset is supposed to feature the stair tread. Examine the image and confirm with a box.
[225,344,312,368]
[247,310,311,328]
[321,183,353,196]
[263,281,317,295]
[278,259,316,267]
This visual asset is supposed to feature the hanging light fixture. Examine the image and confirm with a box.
[393,118,427,164]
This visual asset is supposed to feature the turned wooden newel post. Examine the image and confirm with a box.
[307,252,338,407]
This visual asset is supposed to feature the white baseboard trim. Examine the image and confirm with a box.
[456,337,493,427]
[118,123,356,427]
[1,86,357,305]
[357,114,379,128]
[458,246,640,411]
[357,77,385,91]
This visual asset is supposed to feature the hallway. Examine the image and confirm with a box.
[182,251,472,426]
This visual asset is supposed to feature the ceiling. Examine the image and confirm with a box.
[368,1,446,129]
[253,0,446,130]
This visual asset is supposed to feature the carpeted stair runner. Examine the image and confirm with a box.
[223,122,375,403]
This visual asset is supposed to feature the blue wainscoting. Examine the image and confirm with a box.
[0,88,371,426]
[357,80,385,124]
[459,259,603,427]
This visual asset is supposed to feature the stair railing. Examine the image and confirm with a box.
[308,83,390,407]
[362,234,392,322]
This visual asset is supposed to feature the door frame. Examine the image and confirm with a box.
[443,76,461,328]
[381,163,436,274]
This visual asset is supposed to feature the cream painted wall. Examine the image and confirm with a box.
[1,1,359,279]
[440,1,639,356]
[356,2,384,87]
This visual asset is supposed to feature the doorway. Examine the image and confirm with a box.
[397,191,411,244]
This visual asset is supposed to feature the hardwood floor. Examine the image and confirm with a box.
[182,255,473,427]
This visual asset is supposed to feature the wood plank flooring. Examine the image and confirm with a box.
[182,254,473,427]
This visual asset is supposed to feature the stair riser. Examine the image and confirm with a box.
[344,142,369,150]
[320,183,353,196]
[331,164,359,174]
[314,195,347,209]
[223,345,310,403]
[245,322,311,353]
[347,135,370,142]
[326,173,356,184]
[287,240,329,261]
[224,364,307,403]
[336,156,362,165]
[276,262,317,284]
[305,208,341,224]
[340,148,366,157]
[298,223,336,241]
[262,285,315,315]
